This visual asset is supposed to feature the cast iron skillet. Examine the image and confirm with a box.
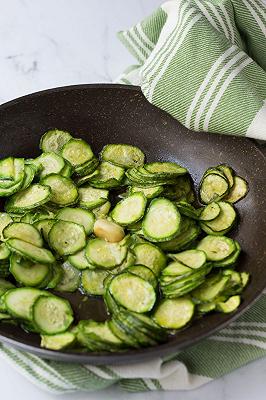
[0,84,265,364]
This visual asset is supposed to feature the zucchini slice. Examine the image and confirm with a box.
[199,202,220,221]
[153,298,194,329]
[46,263,64,289]
[49,220,86,256]
[41,174,78,206]
[200,173,229,204]
[192,273,230,302]
[56,207,95,234]
[40,129,72,154]
[89,161,125,189]
[3,222,43,247]
[224,176,249,204]
[68,248,94,270]
[142,198,181,242]
[0,242,10,262]
[78,186,109,210]
[5,184,51,213]
[61,138,94,168]
[101,144,145,168]
[41,332,75,350]
[216,295,241,313]
[170,249,206,269]
[130,186,164,199]
[197,235,236,261]
[4,287,49,320]
[85,238,127,269]
[175,201,199,220]
[0,278,14,297]
[133,242,166,276]
[6,238,55,264]
[77,320,123,351]
[81,269,109,295]
[126,265,157,289]
[32,295,73,334]
[10,254,50,287]
[144,162,187,176]
[54,262,80,292]
[111,192,147,226]
[0,157,15,180]
[92,201,111,219]
[109,273,156,313]
[36,152,65,179]
[217,164,234,188]
[0,213,13,240]
[20,165,35,190]
[201,201,236,235]
[34,219,55,243]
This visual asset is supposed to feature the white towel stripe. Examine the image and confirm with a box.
[210,335,266,350]
[230,321,266,328]
[122,31,146,63]
[243,0,266,37]
[185,45,237,128]
[130,27,151,57]
[249,0,266,20]
[143,1,191,80]
[206,1,230,39]
[194,51,245,130]
[129,28,150,58]
[147,13,202,101]
[219,4,235,43]
[218,328,266,339]
[136,23,155,49]
[203,58,252,130]
[194,0,219,31]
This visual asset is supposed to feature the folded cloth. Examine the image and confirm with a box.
[0,1,266,394]
[117,0,266,140]
[0,291,266,394]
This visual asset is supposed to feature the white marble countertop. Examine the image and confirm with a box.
[0,0,265,399]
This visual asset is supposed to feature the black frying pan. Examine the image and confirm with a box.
[0,84,265,364]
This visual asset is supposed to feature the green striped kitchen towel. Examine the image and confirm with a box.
[117,0,266,139]
[0,0,266,394]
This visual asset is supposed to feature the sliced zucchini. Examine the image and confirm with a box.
[60,162,73,178]
[3,222,43,247]
[85,238,127,269]
[54,262,80,292]
[0,157,15,180]
[109,272,156,313]
[170,249,206,269]
[5,184,51,213]
[40,129,72,154]
[130,186,164,199]
[36,152,65,179]
[216,295,241,313]
[133,242,166,276]
[20,165,35,190]
[34,219,55,242]
[144,162,187,176]
[192,273,230,302]
[197,302,216,314]
[0,243,10,262]
[199,202,220,221]
[225,176,249,204]
[68,248,94,270]
[101,144,145,168]
[46,263,63,289]
[89,161,125,189]
[56,207,95,234]
[49,220,86,256]
[41,174,78,206]
[78,186,109,210]
[161,261,192,277]
[241,271,250,288]
[0,278,15,297]
[81,269,109,295]
[217,165,234,188]
[4,287,49,320]
[175,201,199,220]
[200,173,229,204]
[111,192,147,226]
[126,265,157,289]
[153,298,194,329]
[6,238,55,264]
[92,201,111,219]
[213,242,241,267]
[41,332,76,350]
[75,158,99,178]
[142,198,181,242]
[158,221,200,252]
[10,254,50,287]
[32,295,73,334]
[77,320,123,351]
[197,235,236,261]
[61,138,94,168]
[0,213,13,241]
[201,201,236,235]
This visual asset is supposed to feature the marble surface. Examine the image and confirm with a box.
[0,0,265,399]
